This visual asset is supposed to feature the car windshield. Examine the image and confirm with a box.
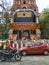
[38,42,43,46]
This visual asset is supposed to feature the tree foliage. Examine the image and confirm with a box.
[4,12,10,23]
[0,12,10,39]
[0,0,11,39]
[0,24,9,39]
[40,8,49,39]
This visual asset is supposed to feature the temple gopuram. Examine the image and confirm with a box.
[8,0,41,40]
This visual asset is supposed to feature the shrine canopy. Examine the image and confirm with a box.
[13,9,36,22]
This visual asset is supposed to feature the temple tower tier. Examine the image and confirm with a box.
[9,0,41,40]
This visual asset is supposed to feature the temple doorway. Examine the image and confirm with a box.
[16,30,31,40]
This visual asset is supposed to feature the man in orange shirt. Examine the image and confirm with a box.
[7,40,13,51]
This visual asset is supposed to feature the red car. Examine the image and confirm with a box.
[19,41,49,56]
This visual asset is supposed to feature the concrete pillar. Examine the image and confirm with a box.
[36,17,39,23]
[8,29,13,34]
[8,29,13,40]
[11,18,13,23]
[28,0,30,4]
[36,29,41,38]
[3,44,6,49]
[21,41,23,48]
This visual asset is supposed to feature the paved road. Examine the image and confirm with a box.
[0,55,49,65]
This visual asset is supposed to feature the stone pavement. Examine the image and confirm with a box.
[0,55,49,65]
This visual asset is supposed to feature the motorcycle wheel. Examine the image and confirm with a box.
[0,57,6,61]
[14,53,22,61]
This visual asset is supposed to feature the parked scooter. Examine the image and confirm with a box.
[0,48,22,61]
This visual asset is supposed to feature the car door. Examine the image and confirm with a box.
[32,42,44,54]
[27,43,37,54]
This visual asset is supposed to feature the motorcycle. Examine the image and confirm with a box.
[0,48,22,61]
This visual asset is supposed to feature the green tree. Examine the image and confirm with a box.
[0,0,11,40]
[4,12,10,23]
[40,8,49,39]
[0,23,10,39]
[0,12,10,39]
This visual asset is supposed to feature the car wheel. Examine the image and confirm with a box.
[22,51,27,56]
[43,50,49,55]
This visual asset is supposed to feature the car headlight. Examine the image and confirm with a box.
[47,44,49,46]
[20,48,23,50]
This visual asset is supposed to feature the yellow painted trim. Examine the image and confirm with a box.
[17,12,32,17]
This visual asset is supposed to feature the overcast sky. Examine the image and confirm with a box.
[0,0,49,12]
[36,0,49,12]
